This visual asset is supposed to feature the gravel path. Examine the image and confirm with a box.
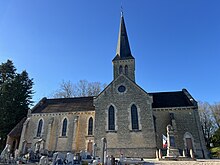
[2,159,220,165]
[144,159,220,165]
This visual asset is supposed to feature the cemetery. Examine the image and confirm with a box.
[0,132,202,165]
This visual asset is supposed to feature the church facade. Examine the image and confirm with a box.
[7,14,208,158]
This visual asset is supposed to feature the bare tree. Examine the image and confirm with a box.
[52,80,106,98]
[211,102,220,129]
[52,80,74,98]
[198,101,216,147]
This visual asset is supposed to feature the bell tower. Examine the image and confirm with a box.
[112,12,135,82]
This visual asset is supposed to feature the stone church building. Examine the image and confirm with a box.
[7,14,208,158]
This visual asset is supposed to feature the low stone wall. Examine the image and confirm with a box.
[106,148,156,158]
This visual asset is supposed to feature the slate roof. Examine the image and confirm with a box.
[113,13,134,61]
[8,117,27,138]
[149,90,196,108]
[31,89,195,114]
[31,96,95,113]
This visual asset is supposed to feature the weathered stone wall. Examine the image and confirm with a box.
[20,111,95,153]
[113,59,135,81]
[153,107,207,158]
[94,75,156,158]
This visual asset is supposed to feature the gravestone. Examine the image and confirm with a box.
[14,149,20,160]
[66,152,74,165]
[52,152,65,165]
[39,156,49,165]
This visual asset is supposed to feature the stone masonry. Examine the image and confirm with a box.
[94,75,156,158]
[7,13,208,159]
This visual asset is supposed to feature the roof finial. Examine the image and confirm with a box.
[121,3,124,17]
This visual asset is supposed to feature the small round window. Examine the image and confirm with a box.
[118,85,126,93]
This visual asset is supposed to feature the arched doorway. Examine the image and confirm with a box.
[183,132,195,157]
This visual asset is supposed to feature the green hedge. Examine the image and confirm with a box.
[210,147,220,158]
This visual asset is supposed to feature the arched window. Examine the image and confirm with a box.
[125,65,128,75]
[131,105,139,130]
[36,119,43,137]
[108,106,115,130]
[119,65,123,74]
[62,118,67,136]
[88,117,93,135]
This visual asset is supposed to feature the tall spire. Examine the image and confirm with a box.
[113,12,134,61]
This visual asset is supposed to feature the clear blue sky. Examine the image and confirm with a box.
[0,0,220,104]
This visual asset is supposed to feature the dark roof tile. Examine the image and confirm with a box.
[31,96,95,113]
[149,91,195,108]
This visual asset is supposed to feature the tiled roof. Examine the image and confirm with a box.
[31,96,95,113]
[150,90,196,108]
[8,117,27,137]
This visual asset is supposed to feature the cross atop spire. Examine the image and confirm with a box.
[121,4,124,17]
[113,12,134,61]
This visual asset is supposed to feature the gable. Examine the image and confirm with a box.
[95,74,152,103]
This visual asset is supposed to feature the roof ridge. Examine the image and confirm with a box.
[47,96,95,101]
[149,90,182,94]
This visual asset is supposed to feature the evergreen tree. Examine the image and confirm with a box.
[0,60,34,150]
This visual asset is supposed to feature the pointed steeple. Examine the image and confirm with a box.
[112,12,136,82]
[113,13,134,61]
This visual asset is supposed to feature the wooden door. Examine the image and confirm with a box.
[87,141,93,154]
[186,138,193,149]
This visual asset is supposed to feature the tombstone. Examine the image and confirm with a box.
[14,149,20,161]
[66,152,74,165]
[52,152,59,165]
[119,154,124,164]
[106,155,111,165]
[93,159,98,165]
[52,152,65,165]
[100,138,107,165]
[39,156,49,165]
[166,125,180,157]
[27,148,35,162]
[0,144,10,163]
[80,150,87,159]
[110,155,115,165]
